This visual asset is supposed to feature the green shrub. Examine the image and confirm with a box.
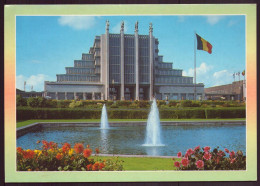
[16,95,27,106]
[16,107,245,120]
[27,97,46,108]
[135,100,150,108]
[69,100,84,108]
[57,100,72,108]
[205,108,245,119]
[168,100,178,107]
[180,100,193,107]
[115,100,132,107]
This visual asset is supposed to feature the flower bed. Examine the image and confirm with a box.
[17,140,124,171]
[173,146,246,170]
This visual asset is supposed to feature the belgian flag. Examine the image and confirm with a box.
[196,34,212,54]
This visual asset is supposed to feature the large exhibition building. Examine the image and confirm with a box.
[44,21,204,100]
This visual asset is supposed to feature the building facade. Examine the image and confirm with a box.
[44,21,204,100]
[204,80,246,101]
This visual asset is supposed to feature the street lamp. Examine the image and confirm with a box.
[112,79,115,101]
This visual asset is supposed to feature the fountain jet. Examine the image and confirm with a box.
[100,104,109,129]
[143,99,164,146]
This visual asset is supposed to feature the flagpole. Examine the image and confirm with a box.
[194,31,197,101]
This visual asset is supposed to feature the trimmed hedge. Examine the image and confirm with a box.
[17,107,245,120]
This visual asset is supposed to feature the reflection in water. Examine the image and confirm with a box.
[100,129,109,153]
[145,146,162,156]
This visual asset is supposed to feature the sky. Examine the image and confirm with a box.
[16,15,245,91]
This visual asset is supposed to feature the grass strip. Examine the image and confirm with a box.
[93,156,178,171]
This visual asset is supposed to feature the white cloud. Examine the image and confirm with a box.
[16,74,51,92]
[212,70,233,86]
[58,16,97,30]
[183,62,213,77]
[206,16,224,25]
[111,21,128,33]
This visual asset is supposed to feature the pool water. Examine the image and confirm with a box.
[17,125,246,156]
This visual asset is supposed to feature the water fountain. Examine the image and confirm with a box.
[143,99,164,146]
[100,104,109,129]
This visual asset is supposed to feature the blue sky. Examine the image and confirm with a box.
[16,15,245,91]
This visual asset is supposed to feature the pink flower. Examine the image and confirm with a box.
[177,151,182,158]
[174,161,181,168]
[186,148,194,156]
[230,158,236,164]
[203,146,211,152]
[217,150,225,157]
[196,160,204,169]
[181,158,189,167]
[229,151,235,158]
[194,146,200,151]
[203,152,212,160]
[225,148,229,153]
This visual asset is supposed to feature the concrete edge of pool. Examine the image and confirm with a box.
[17,120,246,138]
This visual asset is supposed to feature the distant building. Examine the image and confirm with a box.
[204,80,246,101]
[16,89,44,98]
[44,21,204,100]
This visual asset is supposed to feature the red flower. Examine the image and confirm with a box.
[230,158,236,164]
[203,152,212,160]
[225,148,229,153]
[22,150,35,159]
[74,143,84,154]
[99,162,105,170]
[95,148,100,154]
[17,147,23,154]
[196,160,204,169]
[229,151,235,158]
[62,143,71,153]
[83,148,92,158]
[181,158,189,167]
[56,153,63,160]
[203,146,211,152]
[92,162,100,171]
[49,141,57,150]
[87,164,92,171]
[174,161,181,168]
[42,140,49,150]
[194,146,200,151]
[177,152,182,158]
[186,148,194,156]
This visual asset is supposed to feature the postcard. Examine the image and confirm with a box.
[4,4,257,182]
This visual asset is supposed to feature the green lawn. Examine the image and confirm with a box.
[94,156,178,171]
[17,118,246,128]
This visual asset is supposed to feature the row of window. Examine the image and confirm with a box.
[57,75,100,82]
[155,69,182,76]
[66,68,95,74]
[74,61,95,67]
[82,54,94,60]
[158,63,172,69]
[155,77,193,84]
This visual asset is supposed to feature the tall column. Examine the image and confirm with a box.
[65,92,67,100]
[120,21,125,100]
[135,21,139,100]
[83,92,86,100]
[105,20,110,100]
[149,23,154,101]
[74,92,77,100]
